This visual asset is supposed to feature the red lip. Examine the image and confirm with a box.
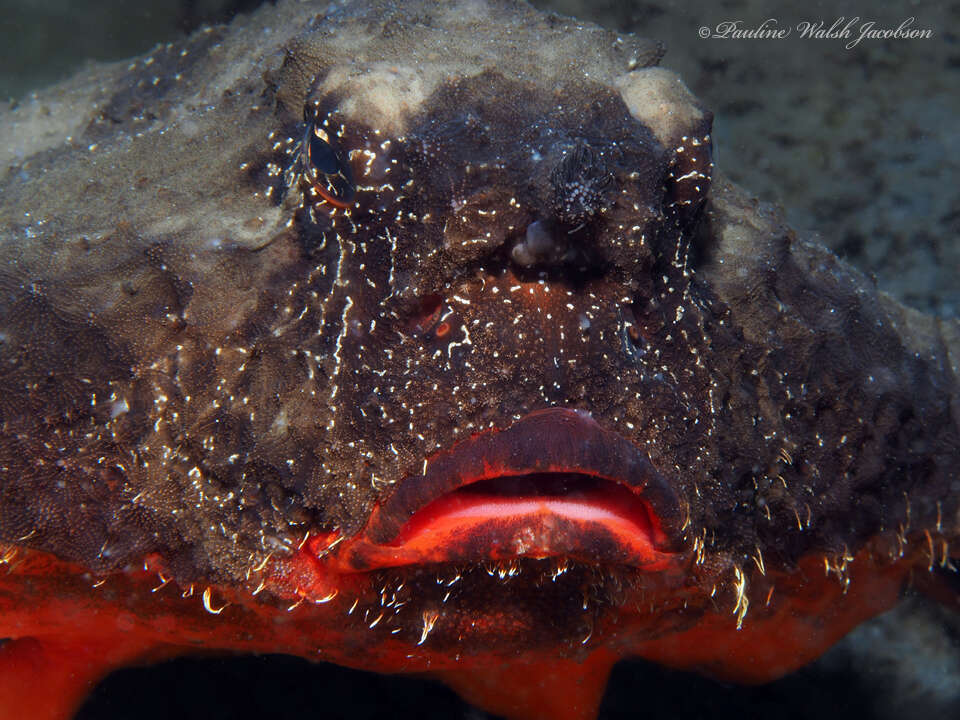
[327,408,684,572]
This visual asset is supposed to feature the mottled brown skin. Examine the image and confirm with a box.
[0,0,958,718]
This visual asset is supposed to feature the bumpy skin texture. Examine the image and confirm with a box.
[0,1,958,718]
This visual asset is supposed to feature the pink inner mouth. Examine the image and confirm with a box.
[398,473,657,541]
[379,472,667,568]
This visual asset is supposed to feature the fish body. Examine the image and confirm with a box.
[0,1,957,719]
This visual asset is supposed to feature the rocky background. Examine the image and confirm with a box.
[536,0,960,318]
[2,0,956,316]
[2,1,958,718]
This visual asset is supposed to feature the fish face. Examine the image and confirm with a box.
[228,49,720,649]
[275,69,710,533]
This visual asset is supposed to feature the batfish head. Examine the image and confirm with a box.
[237,2,719,651]
[1,0,955,670]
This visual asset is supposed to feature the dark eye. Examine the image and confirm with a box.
[302,124,355,208]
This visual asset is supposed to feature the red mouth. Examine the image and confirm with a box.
[328,408,683,572]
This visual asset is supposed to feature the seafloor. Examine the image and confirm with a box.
[1,1,958,718]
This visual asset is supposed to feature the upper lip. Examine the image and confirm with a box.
[326,407,685,572]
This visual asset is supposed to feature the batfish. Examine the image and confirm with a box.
[0,1,957,718]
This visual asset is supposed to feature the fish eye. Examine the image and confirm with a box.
[302,123,355,208]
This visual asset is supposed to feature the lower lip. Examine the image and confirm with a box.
[328,480,675,572]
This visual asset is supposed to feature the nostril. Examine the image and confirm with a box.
[408,294,444,334]
[510,220,564,267]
